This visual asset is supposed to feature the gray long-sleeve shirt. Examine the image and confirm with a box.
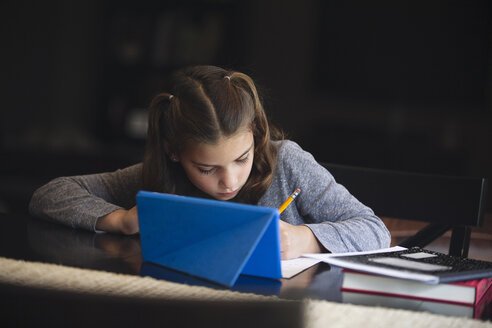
[29,140,391,253]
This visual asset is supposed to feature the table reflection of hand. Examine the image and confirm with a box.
[94,233,142,273]
[280,263,343,302]
[27,217,142,275]
[280,264,320,298]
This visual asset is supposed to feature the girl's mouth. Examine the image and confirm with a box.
[217,189,239,198]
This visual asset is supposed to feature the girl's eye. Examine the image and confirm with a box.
[236,155,249,164]
[198,167,215,175]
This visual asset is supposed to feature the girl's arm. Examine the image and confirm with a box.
[29,164,143,233]
[261,141,391,257]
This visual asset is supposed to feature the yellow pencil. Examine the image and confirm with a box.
[278,188,301,213]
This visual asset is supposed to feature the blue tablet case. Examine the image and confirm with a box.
[136,191,282,287]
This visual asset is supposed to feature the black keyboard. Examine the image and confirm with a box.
[343,247,492,274]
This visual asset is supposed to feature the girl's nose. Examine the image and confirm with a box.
[220,169,237,190]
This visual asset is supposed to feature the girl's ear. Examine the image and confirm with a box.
[163,141,179,162]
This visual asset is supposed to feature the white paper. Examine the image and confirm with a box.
[301,246,442,284]
[302,246,408,261]
[281,246,407,279]
[281,257,321,278]
[402,252,437,259]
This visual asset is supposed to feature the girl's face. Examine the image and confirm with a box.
[178,130,255,201]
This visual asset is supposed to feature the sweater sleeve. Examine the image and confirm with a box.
[28,164,143,231]
[261,141,391,253]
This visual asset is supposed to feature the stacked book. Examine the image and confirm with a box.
[304,246,492,319]
[342,269,492,318]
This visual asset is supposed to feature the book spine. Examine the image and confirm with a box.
[475,277,492,305]
[474,284,492,319]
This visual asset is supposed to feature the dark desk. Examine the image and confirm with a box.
[1,212,491,322]
[0,212,340,300]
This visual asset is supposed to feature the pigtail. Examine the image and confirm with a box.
[142,93,175,192]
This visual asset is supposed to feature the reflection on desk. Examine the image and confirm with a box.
[27,217,143,274]
[140,260,343,301]
[2,212,340,301]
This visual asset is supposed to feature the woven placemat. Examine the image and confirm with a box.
[1,257,491,328]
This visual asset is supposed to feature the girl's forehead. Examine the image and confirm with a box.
[183,131,254,163]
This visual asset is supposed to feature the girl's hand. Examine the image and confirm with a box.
[96,206,139,235]
[279,220,323,260]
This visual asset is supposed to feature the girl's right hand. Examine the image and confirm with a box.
[96,206,139,235]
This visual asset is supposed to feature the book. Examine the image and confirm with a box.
[342,284,492,319]
[304,246,492,284]
[342,269,492,306]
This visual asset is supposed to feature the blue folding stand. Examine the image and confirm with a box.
[137,191,282,287]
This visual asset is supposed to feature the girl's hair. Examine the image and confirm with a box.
[142,65,282,204]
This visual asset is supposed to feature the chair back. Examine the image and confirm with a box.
[321,162,488,257]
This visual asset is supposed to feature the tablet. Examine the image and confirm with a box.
[137,191,282,287]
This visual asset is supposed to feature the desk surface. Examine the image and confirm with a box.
[1,212,491,320]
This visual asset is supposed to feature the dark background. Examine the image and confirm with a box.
[1,0,491,213]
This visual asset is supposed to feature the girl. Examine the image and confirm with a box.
[29,65,390,260]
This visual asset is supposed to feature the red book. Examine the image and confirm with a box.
[341,269,492,306]
[342,285,492,319]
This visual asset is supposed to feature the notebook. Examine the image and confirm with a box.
[136,190,282,287]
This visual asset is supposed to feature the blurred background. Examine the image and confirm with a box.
[1,0,491,214]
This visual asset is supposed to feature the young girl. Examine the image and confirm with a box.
[29,65,390,260]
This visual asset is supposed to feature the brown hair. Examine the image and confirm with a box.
[142,65,282,204]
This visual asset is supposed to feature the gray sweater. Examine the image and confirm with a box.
[29,140,391,253]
